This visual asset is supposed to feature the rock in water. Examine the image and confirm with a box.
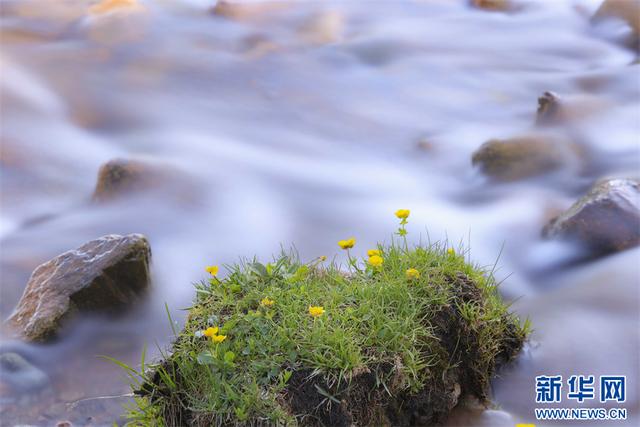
[93,159,154,202]
[536,91,608,126]
[593,0,640,36]
[471,134,581,182]
[591,0,640,51]
[7,234,151,342]
[543,179,640,256]
[470,0,512,12]
[92,158,198,204]
[0,352,50,393]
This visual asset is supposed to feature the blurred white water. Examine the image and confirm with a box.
[0,0,638,425]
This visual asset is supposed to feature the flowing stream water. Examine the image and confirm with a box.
[0,0,638,425]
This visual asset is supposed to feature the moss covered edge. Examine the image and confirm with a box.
[125,218,529,426]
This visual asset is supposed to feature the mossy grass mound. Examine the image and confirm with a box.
[126,221,527,426]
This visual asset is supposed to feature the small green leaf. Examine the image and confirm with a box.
[250,262,268,278]
[234,406,248,421]
[196,351,215,365]
[224,351,236,364]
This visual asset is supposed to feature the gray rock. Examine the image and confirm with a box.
[7,234,151,342]
[536,91,561,125]
[471,134,581,182]
[543,178,640,255]
[0,352,49,392]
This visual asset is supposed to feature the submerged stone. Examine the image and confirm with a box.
[543,178,640,256]
[470,0,512,12]
[593,0,640,37]
[0,352,50,393]
[93,159,156,202]
[7,234,151,342]
[536,91,608,126]
[471,134,581,182]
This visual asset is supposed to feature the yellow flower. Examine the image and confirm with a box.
[395,209,410,219]
[203,326,219,337]
[367,249,381,257]
[260,297,275,307]
[368,255,384,267]
[211,334,227,344]
[338,237,356,249]
[406,268,420,280]
[447,248,455,255]
[205,265,219,276]
[319,255,327,261]
[308,306,325,318]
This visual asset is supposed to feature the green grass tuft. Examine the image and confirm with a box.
[124,235,527,426]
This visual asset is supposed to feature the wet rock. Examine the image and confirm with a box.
[212,1,287,22]
[536,91,608,126]
[543,178,640,256]
[471,135,581,182]
[470,0,511,12]
[93,159,156,202]
[0,352,50,393]
[536,91,561,125]
[298,10,344,45]
[591,0,640,52]
[7,234,151,342]
[93,158,199,204]
[242,34,281,59]
[593,0,640,37]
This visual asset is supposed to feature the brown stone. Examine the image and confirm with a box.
[593,0,640,36]
[536,91,608,126]
[93,159,156,202]
[470,0,511,12]
[212,1,288,22]
[7,234,151,342]
[592,0,640,51]
[471,134,581,182]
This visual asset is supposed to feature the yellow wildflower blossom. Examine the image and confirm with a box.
[205,265,219,276]
[406,268,420,280]
[211,334,227,344]
[319,255,327,261]
[447,248,455,255]
[308,306,325,318]
[338,238,356,249]
[395,209,410,219]
[203,326,219,337]
[367,249,381,257]
[368,255,384,267]
[260,297,275,307]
